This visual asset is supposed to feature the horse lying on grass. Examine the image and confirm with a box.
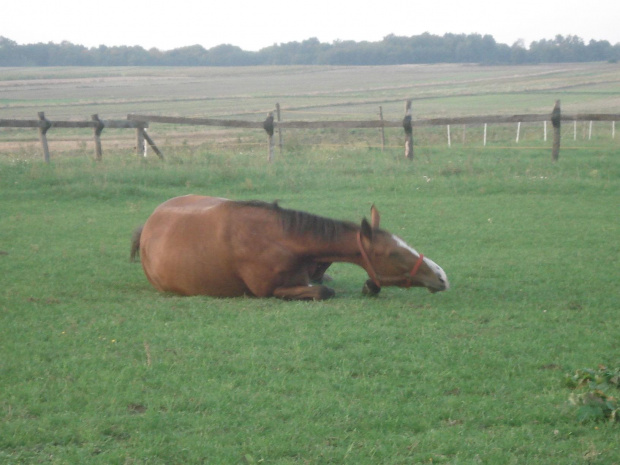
[130,195,449,300]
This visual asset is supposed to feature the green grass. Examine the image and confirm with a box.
[1,143,619,464]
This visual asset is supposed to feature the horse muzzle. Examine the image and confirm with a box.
[423,257,450,293]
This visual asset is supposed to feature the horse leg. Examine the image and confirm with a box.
[308,261,333,283]
[362,278,381,296]
[239,265,335,300]
[272,284,335,301]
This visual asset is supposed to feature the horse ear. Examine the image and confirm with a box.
[361,218,373,240]
[370,204,380,229]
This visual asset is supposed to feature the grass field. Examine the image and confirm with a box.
[1,141,619,463]
[1,64,619,463]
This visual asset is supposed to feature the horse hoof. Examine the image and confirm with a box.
[318,286,336,300]
[362,279,381,297]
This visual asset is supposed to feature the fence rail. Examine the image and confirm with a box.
[126,111,620,128]
[0,119,145,129]
[1,101,618,163]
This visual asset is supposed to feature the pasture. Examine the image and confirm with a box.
[1,64,619,463]
[1,62,620,155]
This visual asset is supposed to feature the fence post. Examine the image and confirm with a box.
[37,112,52,163]
[91,114,104,161]
[551,100,561,162]
[136,127,145,157]
[275,103,283,155]
[403,100,413,160]
[573,121,577,140]
[141,127,164,160]
[263,112,275,163]
[379,106,385,152]
[143,129,148,157]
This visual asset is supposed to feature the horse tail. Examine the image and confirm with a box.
[130,225,144,262]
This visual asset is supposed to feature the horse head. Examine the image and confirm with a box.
[358,205,449,295]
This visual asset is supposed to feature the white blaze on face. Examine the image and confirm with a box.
[393,235,420,256]
[392,234,450,289]
[421,255,450,290]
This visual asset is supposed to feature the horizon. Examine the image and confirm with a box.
[3,32,619,54]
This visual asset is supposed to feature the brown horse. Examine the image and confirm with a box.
[130,195,449,300]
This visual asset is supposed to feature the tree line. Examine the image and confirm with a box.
[1,33,619,67]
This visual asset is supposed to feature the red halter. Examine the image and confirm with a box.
[357,231,425,289]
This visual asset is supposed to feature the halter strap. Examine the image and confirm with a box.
[357,231,425,289]
[357,231,381,288]
[409,253,425,278]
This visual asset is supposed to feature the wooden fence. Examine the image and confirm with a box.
[1,101,618,163]
[0,112,160,163]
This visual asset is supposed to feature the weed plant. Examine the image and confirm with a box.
[566,366,620,423]
[1,144,619,464]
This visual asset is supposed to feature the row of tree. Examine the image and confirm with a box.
[1,34,619,67]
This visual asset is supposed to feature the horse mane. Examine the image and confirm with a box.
[233,200,358,241]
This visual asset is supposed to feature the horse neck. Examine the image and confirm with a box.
[289,228,364,266]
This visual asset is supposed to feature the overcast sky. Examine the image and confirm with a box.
[3,0,619,51]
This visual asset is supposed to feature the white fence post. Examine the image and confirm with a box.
[574,121,577,140]
[143,129,148,157]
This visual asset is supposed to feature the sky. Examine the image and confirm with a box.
[2,0,619,51]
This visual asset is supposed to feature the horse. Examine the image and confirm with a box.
[130,195,449,300]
